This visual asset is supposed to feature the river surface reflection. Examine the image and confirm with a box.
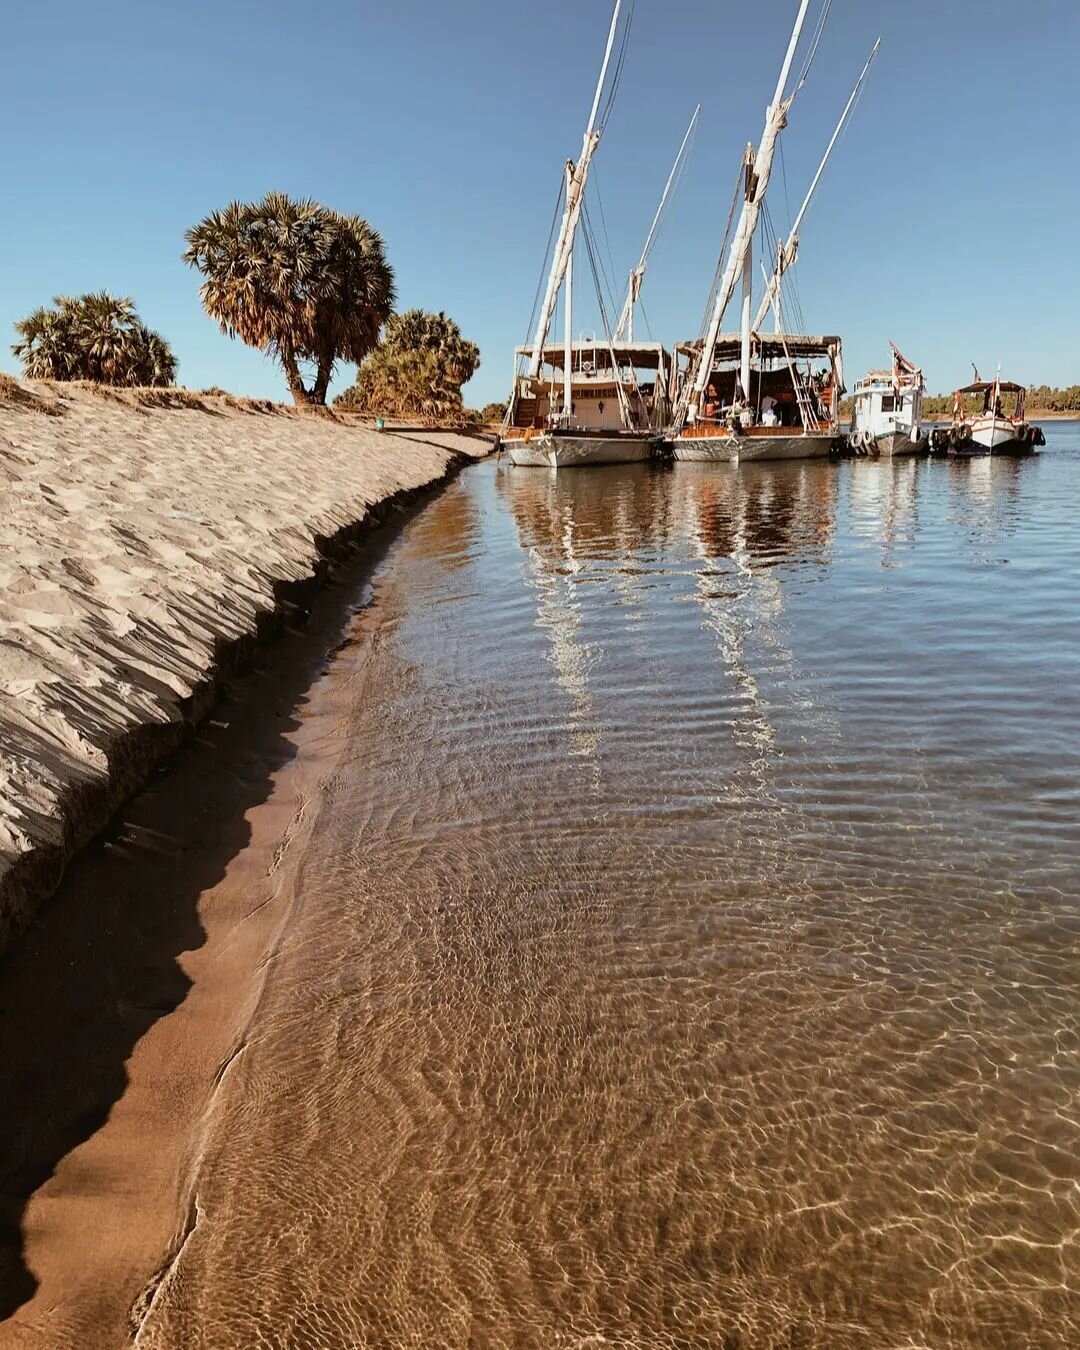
[140,434,1080,1348]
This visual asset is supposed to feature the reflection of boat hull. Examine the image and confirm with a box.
[503,432,655,468]
[672,430,835,463]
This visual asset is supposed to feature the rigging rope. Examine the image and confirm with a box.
[645,111,698,261]
[778,137,793,241]
[795,0,833,93]
[588,167,622,315]
[598,0,636,135]
[761,199,806,337]
[696,158,745,346]
[519,167,568,372]
[580,208,640,424]
[673,156,744,416]
[582,197,623,331]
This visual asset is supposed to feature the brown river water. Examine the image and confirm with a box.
[119,440,1080,1344]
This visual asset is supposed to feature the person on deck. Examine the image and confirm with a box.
[703,384,720,420]
[760,394,779,427]
[816,373,834,425]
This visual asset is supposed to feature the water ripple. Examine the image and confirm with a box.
[138,430,1080,1348]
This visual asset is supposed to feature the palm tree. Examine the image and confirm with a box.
[129,327,178,387]
[182,192,395,406]
[13,306,77,380]
[335,309,480,421]
[383,310,480,386]
[75,292,139,384]
[12,293,177,386]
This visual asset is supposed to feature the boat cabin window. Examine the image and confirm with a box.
[881,394,896,412]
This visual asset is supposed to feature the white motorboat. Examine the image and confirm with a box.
[848,344,927,456]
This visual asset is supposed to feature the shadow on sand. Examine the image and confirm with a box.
[0,496,431,1321]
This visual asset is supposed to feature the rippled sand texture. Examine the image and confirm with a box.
[0,378,485,944]
[137,441,1080,1348]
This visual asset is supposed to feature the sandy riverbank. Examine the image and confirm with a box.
[0,378,489,952]
[0,507,430,1344]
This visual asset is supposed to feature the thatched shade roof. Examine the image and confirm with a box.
[676,333,841,362]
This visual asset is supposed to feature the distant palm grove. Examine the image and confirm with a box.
[8,191,482,418]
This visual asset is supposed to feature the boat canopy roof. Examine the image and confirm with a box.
[955,379,1025,394]
[675,333,842,362]
[516,340,670,370]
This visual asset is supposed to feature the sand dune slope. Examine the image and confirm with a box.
[0,380,488,948]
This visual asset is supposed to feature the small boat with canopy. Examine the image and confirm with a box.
[504,340,671,467]
[943,374,1044,455]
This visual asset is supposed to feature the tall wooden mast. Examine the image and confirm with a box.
[674,0,812,428]
[753,38,880,333]
[528,1,623,382]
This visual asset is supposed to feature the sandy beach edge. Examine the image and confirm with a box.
[0,484,451,1346]
[0,379,492,955]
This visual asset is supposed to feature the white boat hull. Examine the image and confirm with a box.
[968,417,1026,453]
[672,431,835,464]
[737,432,835,462]
[871,431,925,457]
[670,435,739,463]
[503,433,654,468]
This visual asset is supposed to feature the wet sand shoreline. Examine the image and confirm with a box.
[0,489,439,1347]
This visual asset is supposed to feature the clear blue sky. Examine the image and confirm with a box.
[2,1,1077,404]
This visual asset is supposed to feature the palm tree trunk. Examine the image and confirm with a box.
[280,347,313,405]
[312,348,335,406]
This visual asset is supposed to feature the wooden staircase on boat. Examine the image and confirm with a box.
[511,397,541,430]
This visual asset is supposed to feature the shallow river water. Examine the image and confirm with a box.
[142,434,1080,1348]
